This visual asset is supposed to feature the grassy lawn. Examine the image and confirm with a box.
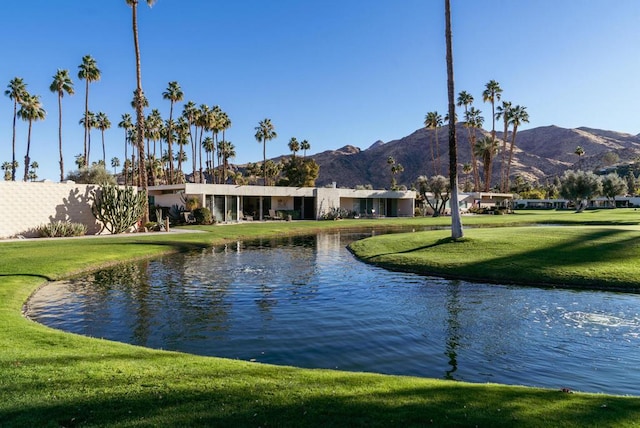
[2,211,640,427]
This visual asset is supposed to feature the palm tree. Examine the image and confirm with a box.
[79,111,96,165]
[77,55,101,166]
[301,139,311,158]
[464,107,484,191]
[162,81,183,183]
[495,100,512,192]
[424,111,443,175]
[288,137,300,158]
[111,157,121,175]
[175,116,190,180]
[218,140,236,183]
[196,104,210,182]
[202,136,214,177]
[456,91,473,114]
[181,101,198,182]
[49,69,75,182]
[218,110,232,183]
[482,80,502,141]
[255,118,277,185]
[473,136,499,192]
[445,0,462,239]
[95,112,111,166]
[17,93,46,181]
[126,0,156,224]
[5,77,27,181]
[118,113,134,185]
[505,105,529,188]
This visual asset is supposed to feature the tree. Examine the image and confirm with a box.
[17,93,46,181]
[495,100,512,192]
[473,136,499,192]
[50,69,75,182]
[424,111,443,175]
[95,112,111,166]
[77,55,101,166]
[126,0,156,225]
[482,79,502,141]
[625,171,637,196]
[464,106,484,191]
[387,156,404,190]
[5,77,27,181]
[28,161,39,181]
[445,0,462,239]
[417,175,450,217]
[162,80,183,183]
[111,157,121,175]
[79,111,96,164]
[118,113,134,185]
[559,170,602,212]
[279,157,319,187]
[505,104,529,190]
[254,118,277,186]
[301,139,311,158]
[218,140,236,183]
[288,137,300,158]
[601,173,627,207]
[575,146,585,158]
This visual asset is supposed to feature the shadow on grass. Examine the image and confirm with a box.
[2,374,637,427]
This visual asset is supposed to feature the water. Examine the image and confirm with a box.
[26,231,640,396]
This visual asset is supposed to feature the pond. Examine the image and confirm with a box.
[26,230,640,396]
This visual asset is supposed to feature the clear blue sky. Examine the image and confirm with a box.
[1,0,639,181]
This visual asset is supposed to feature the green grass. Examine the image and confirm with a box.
[2,211,640,427]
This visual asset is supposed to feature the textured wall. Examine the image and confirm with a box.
[0,181,103,238]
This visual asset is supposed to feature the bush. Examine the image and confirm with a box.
[193,207,213,224]
[35,221,87,237]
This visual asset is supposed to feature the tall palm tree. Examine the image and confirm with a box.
[118,113,134,185]
[49,70,75,182]
[505,105,529,188]
[202,136,214,177]
[301,139,311,158]
[95,112,111,166]
[288,137,300,158]
[217,110,232,183]
[473,136,499,192]
[464,107,484,191]
[424,111,443,175]
[482,80,502,141]
[162,80,183,183]
[5,77,27,181]
[126,0,155,224]
[196,104,210,182]
[17,93,46,181]
[181,101,198,182]
[495,100,512,192]
[77,55,100,166]
[175,116,189,181]
[218,140,235,183]
[456,91,473,114]
[255,118,277,185]
[79,111,96,165]
[445,0,462,239]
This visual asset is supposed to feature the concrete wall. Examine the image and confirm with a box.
[0,181,102,238]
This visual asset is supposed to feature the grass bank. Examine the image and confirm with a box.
[2,212,640,427]
[348,224,640,291]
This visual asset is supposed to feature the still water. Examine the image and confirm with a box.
[27,231,640,395]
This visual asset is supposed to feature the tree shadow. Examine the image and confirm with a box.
[51,187,101,235]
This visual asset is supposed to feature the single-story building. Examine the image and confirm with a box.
[148,183,416,222]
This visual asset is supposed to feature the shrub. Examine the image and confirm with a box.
[193,207,213,224]
[35,221,87,237]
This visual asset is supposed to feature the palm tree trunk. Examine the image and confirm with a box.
[101,130,106,166]
[11,101,18,181]
[500,119,509,192]
[84,80,89,166]
[168,103,174,184]
[445,0,463,239]
[506,125,519,186]
[23,121,32,182]
[435,127,440,176]
[58,94,64,182]
[131,0,149,224]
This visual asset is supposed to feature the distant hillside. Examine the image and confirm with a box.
[301,124,640,189]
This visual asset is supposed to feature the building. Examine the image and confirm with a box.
[148,183,416,222]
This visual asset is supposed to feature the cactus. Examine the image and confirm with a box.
[91,184,147,234]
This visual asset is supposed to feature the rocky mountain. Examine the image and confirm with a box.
[302,124,640,189]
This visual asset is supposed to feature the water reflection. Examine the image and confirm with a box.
[26,230,640,396]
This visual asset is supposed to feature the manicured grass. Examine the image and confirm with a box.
[2,211,640,427]
[348,225,640,291]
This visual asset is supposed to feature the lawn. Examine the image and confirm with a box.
[2,211,640,427]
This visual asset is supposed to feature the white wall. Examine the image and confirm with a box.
[0,181,103,238]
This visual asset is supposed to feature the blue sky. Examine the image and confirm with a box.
[1,0,639,181]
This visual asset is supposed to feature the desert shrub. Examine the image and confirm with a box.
[91,184,146,234]
[193,207,213,224]
[35,221,87,237]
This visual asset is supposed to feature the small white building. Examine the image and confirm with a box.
[148,183,416,222]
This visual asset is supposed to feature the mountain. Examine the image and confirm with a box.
[302,124,640,189]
